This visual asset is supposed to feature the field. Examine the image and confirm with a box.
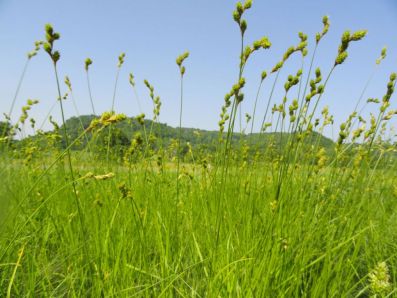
[1,1,397,297]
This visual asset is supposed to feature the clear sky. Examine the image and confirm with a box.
[1,0,397,138]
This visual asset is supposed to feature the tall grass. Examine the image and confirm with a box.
[1,1,397,296]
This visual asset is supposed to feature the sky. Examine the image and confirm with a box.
[0,0,397,139]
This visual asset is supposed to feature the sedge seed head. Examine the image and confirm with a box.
[237,93,244,103]
[316,15,330,44]
[245,113,251,123]
[369,262,391,295]
[94,172,115,180]
[316,33,321,43]
[45,23,54,36]
[340,30,351,51]
[298,32,308,42]
[271,61,283,73]
[236,2,244,14]
[143,79,150,89]
[243,0,252,10]
[233,10,240,23]
[52,32,60,41]
[27,51,37,59]
[322,15,329,25]
[315,67,321,78]
[64,76,72,90]
[335,51,348,66]
[376,47,387,65]
[283,47,295,61]
[85,58,93,71]
[261,71,267,81]
[350,30,367,41]
[381,47,387,58]
[258,36,271,49]
[176,51,189,67]
[117,52,126,67]
[243,46,252,62]
[52,51,60,63]
[129,73,135,86]
[43,42,52,54]
[240,19,247,34]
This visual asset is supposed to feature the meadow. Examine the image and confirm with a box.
[1,1,397,296]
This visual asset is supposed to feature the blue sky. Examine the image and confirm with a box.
[0,0,396,138]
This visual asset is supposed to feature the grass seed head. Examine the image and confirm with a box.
[43,24,61,64]
[136,113,145,126]
[236,2,244,15]
[27,40,43,59]
[335,51,348,66]
[176,51,189,67]
[316,15,330,44]
[129,73,135,87]
[350,30,367,41]
[243,0,252,10]
[233,10,240,23]
[261,71,267,81]
[240,19,247,34]
[271,61,284,73]
[376,47,387,65]
[64,76,72,91]
[94,172,115,180]
[245,113,251,123]
[369,262,391,295]
[85,58,93,71]
[117,52,126,67]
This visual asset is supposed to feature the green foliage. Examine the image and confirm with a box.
[0,121,12,135]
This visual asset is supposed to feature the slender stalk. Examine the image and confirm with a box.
[68,88,91,151]
[53,64,90,272]
[175,71,184,239]
[7,59,30,120]
[86,70,96,115]
[130,82,148,145]
[1,59,30,141]
[106,66,122,166]
[250,79,264,134]
[6,244,25,298]
[260,70,281,135]
[215,29,246,246]
[54,68,85,217]
[111,67,121,113]
[294,44,318,130]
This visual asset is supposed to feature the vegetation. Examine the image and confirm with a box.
[1,1,397,296]
[0,121,13,141]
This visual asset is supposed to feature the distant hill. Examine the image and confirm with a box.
[16,114,336,155]
[67,114,334,150]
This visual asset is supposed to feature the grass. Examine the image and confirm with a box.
[1,1,397,296]
[1,157,396,296]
